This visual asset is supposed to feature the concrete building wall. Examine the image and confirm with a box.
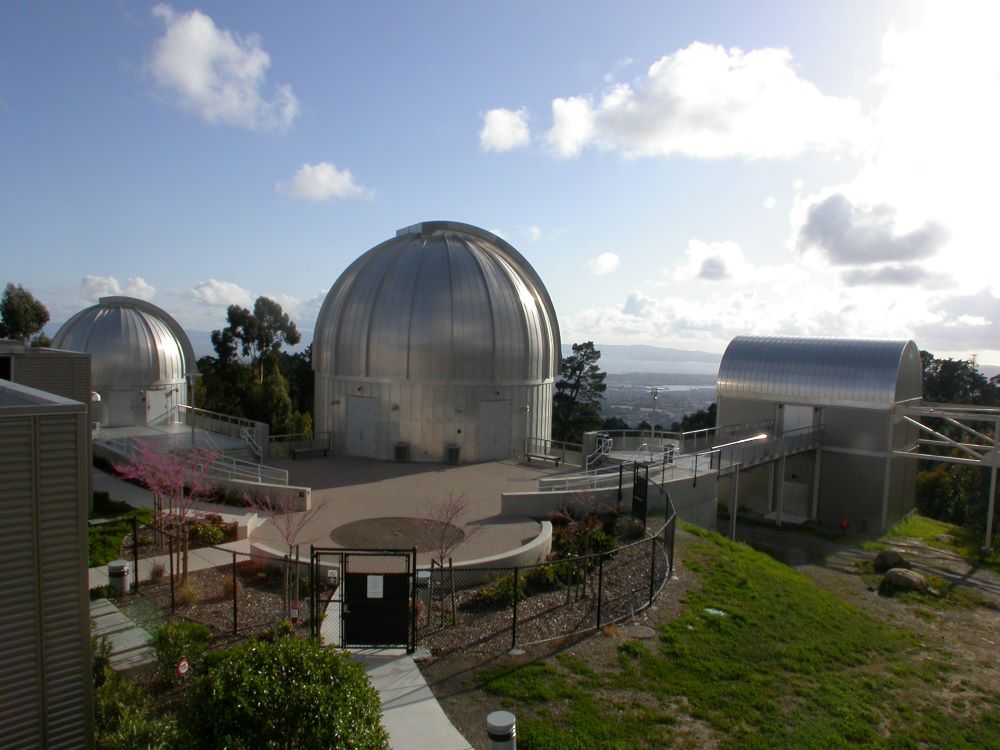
[0,382,93,749]
[317,375,553,463]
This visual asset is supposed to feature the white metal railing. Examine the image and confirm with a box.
[525,436,584,467]
[538,462,628,492]
[176,404,257,439]
[714,425,822,474]
[240,427,262,459]
[584,436,613,470]
[96,433,288,486]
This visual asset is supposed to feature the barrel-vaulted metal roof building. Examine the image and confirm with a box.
[717,336,922,410]
[715,335,921,531]
[313,221,561,462]
[53,296,197,427]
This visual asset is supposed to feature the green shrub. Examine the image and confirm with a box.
[180,637,388,749]
[93,635,175,748]
[553,525,618,559]
[524,563,562,594]
[90,584,117,600]
[189,522,225,546]
[464,574,526,610]
[151,619,212,683]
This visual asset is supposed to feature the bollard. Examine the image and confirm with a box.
[107,559,130,595]
[486,710,516,749]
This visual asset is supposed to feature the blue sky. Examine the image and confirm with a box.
[3,1,998,361]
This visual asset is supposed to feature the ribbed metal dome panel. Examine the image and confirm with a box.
[52,297,196,387]
[314,222,560,383]
[717,336,921,408]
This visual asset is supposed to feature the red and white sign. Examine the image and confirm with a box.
[176,657,190,678]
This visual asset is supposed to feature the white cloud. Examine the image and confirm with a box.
[80,275,157,302]
[544,42,868,160]
[840,265,950,288]
[189,279,252,307]
[797,193,948,266]
[125,277,157,300]
[791,3,1000,302]
[524,226,542,242]
[585,252,621,275]
[277,162,373,201]
[546,96,597,158]
[793,178,804,191]
[763,196,776,210]
[671,240,755,282]
[149,4,298,132]
[81,275,121,300]
[479,108,530,151]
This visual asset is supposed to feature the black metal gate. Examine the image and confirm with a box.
[632,462,649,524]
[309,547,417,652]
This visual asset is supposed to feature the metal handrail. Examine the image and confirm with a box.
[176,404,256,429]
[584,436,613,470]
[240,427,262,459]
[96,433,288,486]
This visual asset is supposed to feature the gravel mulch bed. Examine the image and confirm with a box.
[123,563,313,640]
[416,534,671,654]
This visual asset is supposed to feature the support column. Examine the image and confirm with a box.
[729,465,741,541]
[775,455,786,527]
[985,419,999,555]
[766,462,775,515]
[881,416,895,531]
[811,448,822,522]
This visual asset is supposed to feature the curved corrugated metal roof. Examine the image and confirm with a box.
[52,296,196,388]
[717,336,922,408]
[313,221,561,382]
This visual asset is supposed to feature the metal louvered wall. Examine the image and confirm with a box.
[0,394,92,748]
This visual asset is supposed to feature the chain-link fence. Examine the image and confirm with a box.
[90,517,313,641]
[416,510,677,654]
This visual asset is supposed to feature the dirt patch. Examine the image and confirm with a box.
[329,516,463,553]
[797,536,1000,701]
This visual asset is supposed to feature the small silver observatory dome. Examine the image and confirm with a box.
[53,296,197,427]
[313,221,561,463]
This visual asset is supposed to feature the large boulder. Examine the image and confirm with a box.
[873,548,910,573]
[879,567,929,596]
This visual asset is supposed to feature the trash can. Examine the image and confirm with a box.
[446,443,461,464]
[394,441,410,462]
[108,559,130,596]
[486,710,517,749]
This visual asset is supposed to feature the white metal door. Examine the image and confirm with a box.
[346,396,377,458]
[107,391,135,427]
[477,400,511,461]
[144,388,168,425]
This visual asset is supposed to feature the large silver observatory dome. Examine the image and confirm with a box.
[314,221,559,381]
[314,221,561,463]
[53,296,197,427]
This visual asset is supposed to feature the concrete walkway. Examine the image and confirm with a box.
[354,649,473,750]
[90,598,155,674]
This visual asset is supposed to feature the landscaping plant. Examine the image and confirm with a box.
[180,637,389,749]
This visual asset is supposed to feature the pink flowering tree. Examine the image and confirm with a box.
[247,491,320,610]
[115,439,219,580]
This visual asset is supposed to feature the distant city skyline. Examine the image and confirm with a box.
[3,1,998,362]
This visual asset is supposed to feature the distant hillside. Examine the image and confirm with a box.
[563,343,721,375]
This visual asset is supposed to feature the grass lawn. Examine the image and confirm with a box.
[89,493,152,567]
[476,525,1000,749]
[884,514,999,569]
